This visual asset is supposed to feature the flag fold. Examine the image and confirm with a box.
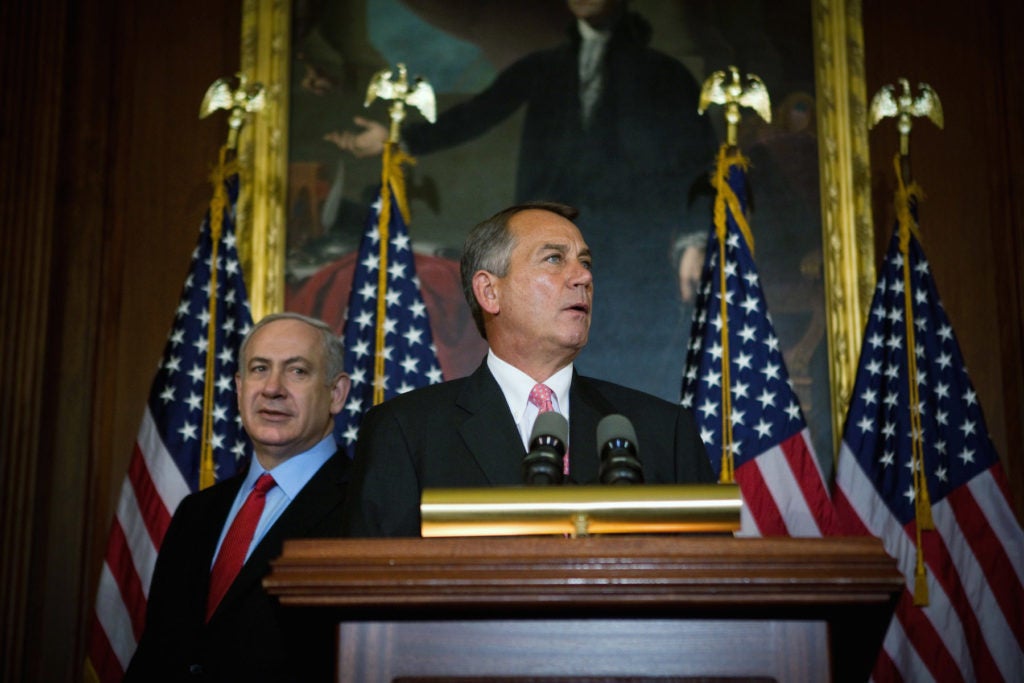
[834,156,1024,682]
[334,142,443,455]
[681,144,832,537]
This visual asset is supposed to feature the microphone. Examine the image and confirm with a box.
[523,411,568,485]
[597,414,644,485]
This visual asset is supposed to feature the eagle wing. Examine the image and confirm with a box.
[698,69,729,114]
[406,79,437,123]
[364,68,395,108]
[912,83,944,129]
[738,75,772,123]
[199,78,234,118]
[868,84,898,127]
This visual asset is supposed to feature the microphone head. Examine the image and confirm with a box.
[596,414,638,453]
[597,414,643,485]
[530,411,569,448]
[524,411,569,486]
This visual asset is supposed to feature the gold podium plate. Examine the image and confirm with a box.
[421,484,741,537]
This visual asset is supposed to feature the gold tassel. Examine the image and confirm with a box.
[914,563,930,606]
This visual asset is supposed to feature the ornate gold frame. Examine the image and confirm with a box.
[237,0,875,459]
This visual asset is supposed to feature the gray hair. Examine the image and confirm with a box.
[239,312,346,383]
[460,201,579,339]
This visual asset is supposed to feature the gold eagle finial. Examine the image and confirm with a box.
[199,73,266,150]
[364,63,436,143]
[869,78,943,156]
[699,65,772,146]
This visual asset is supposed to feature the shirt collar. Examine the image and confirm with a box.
[487,348,573,419]
[243,433,336,501]
[577,18,612,44]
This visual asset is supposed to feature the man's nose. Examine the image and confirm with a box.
[569,259,593,287]
[261,369,285,395]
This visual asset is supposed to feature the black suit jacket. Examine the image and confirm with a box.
[343,361,714,537]
[124,452,350,683]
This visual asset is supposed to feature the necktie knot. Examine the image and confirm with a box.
[529,383,555,413]
[528,383,568,478]
[253,472,276,496]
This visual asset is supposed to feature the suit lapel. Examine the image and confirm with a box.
[456,362,526,485]
[197,476,245,574]
[569,373,616,484]
[210,453,348,620]
[453,365,620,485]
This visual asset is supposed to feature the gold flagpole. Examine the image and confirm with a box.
[196,74,264,489]
[869,77,944,605]
[698,66,771,483]
[362,63,435,405]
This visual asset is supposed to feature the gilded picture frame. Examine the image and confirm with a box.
[237,0,875,463]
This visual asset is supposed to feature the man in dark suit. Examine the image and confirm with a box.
[343,202,715,537]
[125,313,352,682]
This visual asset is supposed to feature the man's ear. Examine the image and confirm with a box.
[472,270,500,315]
[329,373,352,416]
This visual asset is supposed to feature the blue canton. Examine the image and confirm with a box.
[150,174,253,489]
[680,161,808,476]
[841,228,998,524]
[334,189,444,456]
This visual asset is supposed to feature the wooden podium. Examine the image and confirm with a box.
[265,536,901,683]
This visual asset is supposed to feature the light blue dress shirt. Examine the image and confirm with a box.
[210,434,336,567]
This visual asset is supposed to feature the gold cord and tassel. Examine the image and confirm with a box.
[710,144,755,483]
[199,146,240,490]
[372,142,414,405]
[893,153,932,605]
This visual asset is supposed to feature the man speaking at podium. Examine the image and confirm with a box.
[343,202,714,537]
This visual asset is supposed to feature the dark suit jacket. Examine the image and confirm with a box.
[343,361,714,537]
[124,452,350,683]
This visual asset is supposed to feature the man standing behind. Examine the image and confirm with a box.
[344,202,714,537]
[125,313,351,682]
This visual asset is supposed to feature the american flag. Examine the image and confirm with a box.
[334,145,443,456]
[85,166,253,683]
[681,146,833,536]
[833,180,1024,681]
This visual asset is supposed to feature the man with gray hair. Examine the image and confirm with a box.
[344,202,714,537]
[127,312,351,682]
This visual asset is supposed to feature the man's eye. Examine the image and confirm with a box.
[546,253,563,264]
[581,260,593,270]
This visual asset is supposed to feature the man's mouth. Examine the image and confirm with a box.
[566,302,590,314]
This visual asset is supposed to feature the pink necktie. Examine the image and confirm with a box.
[529,383,568,476]
[206,473,276,621]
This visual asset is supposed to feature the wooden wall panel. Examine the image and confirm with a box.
[863,0,1024,517]
[0,0,239,680]
[81,1,242,680]
[0,1,68,681]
